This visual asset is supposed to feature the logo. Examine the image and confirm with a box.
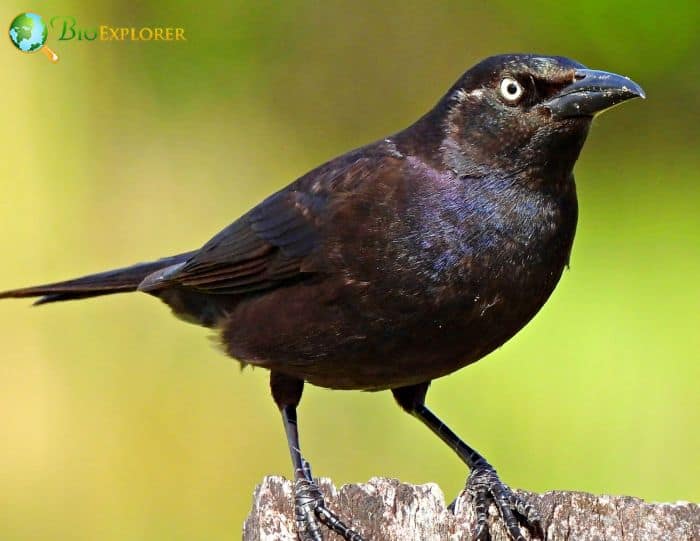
[52,17,187,42]
[8,12,59,62]
[9,13,186,63]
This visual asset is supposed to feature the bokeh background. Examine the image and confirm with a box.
[1,1,699,539]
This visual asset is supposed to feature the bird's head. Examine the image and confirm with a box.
[432,54,645,181]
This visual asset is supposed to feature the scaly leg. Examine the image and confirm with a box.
[393,383,543,541]
[272,372,364,541]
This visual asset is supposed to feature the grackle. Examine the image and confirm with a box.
[0,55,644,541]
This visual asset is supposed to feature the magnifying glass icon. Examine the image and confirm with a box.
[9,12,59,63]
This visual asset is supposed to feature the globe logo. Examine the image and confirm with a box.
[8,12,59,62]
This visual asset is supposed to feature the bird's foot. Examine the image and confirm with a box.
[466,465,543,541]
[294,478,365,541]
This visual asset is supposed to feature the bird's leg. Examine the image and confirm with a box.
[272,372,364,541]
[393,384,543,541]
[281,405,364,541]
[414,404,543,540]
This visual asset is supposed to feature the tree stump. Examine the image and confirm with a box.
[243,476,700,540]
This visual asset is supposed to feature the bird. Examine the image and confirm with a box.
[0,54,644,541]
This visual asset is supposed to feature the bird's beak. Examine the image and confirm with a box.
[545,69,645,119]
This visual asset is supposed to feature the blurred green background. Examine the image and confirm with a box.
[1,1,699,539]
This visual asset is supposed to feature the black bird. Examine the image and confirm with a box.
[0,54,644,541]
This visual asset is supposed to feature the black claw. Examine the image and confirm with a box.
[294,479,325,541]
[466,466,542,541]
[294,478,365,541]
[509,492,545,539]
[472,486,491,540]
[316,505,365,541]
[474,519,491,541]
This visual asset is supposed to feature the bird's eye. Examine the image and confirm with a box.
[499,77,524,103]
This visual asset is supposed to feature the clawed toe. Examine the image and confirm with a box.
[295,478,325,541]
[294,478,365,541]
[467,466,543,541]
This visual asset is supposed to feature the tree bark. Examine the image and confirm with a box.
[243,476,699,541]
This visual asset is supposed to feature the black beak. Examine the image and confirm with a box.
[546,69,645,119]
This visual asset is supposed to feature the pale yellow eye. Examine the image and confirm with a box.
[499,77,524,102]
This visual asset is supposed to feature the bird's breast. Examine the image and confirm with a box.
[351,174,580,384]
[402,174,578,300]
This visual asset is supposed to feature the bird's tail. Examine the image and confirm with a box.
[0,251,195,306]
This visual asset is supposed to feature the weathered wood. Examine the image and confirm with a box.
[243,476,700,540]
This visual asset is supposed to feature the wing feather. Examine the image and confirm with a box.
[140,148,403,296]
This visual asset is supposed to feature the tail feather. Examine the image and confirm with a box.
[0,251,195,306]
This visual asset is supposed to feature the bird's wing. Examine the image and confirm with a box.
[140,148,400,295]
[140,189,323,295]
